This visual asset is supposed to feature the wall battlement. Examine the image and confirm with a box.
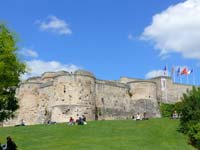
[96,79,129,89]
[4,70,194,126]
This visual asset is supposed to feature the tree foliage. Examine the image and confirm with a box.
[160,102,182,118]
[179,87,200,133]
[160,103,174,117]
[0,24,26,122]
[188,123,200,149]
[179,86,200,149]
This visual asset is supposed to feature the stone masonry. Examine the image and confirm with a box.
[3,70,193,126]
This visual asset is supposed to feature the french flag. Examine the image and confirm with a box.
[187,69,193,75]
[177,67,181,76]
[181,67,188,75]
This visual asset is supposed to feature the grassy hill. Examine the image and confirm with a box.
[0,118,196,150]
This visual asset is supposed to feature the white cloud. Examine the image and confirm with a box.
[18,48,38,58]
[21,60,80,79]
[36,15,72,35]
[145,70,169,79]
[142,0,200,59]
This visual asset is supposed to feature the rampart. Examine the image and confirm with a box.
[3,70,194,126]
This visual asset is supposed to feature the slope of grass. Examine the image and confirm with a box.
[0,118,196,150]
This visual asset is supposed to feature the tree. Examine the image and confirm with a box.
[160,103,174,117]
[0,24,26,122]
[179,86,200,133]
[179,86,200,149]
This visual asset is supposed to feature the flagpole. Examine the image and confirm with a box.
[187,74,189,84]
[177,66,182,84]
[193,69,195,85]
[166,65,168,77]
[177,82,179,101]
[174,67,175,83]
[166,86,168,103]
[180,75,182,84]
[171,66,174,83]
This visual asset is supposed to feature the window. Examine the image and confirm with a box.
[101,98,104,104]
[161,78,167,91]
[64,85,66,93]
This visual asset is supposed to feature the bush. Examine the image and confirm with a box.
[160,103,174,117]
[174,101,183,114]
[188,123,200,149]
[178,86,200,148]
[179,87,200,133]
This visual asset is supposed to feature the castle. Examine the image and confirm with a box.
[4,70,193,126]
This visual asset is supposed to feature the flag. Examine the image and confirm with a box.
[164,65,167,75]
[164,65,167,71]
[187,69,193,75]
[181,67,188,75]
[177,67,180,76]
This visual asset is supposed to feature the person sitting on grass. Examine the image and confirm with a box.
[20,119,25,126]
[82,115,87,125]
[77,117,84,125]
[15,119,25,127]
[142,112,149,120]
[172,110,178,119]
[82,115,86,122]
[47,120,56,125]
[136,112,141,121]
[68,117,75,125]
[6,136,17,150]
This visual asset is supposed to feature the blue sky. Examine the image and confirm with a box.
[1,0,200,85]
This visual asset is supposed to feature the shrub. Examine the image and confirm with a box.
[179,86,200,133]
[160,103,174,117]
[178,86,200,148]
[188,123,200,149]
[174,101,183,114]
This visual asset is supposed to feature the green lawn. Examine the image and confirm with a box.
[0,118,196,150]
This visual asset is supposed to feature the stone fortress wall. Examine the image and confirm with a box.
[4,70,193,126]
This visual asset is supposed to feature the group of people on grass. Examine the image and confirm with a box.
[133,112,149,121]
[133,110,179,120]
[0,136,17,150]
[68,115,87,125]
